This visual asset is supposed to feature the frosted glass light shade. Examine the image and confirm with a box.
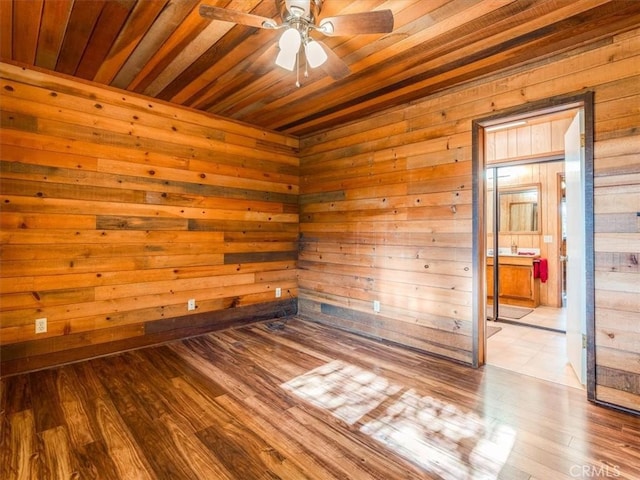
[305,40,327,68]
[275,49,297,70]
[275,28,301,71]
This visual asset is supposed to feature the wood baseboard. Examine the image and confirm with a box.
[0,299,297,377]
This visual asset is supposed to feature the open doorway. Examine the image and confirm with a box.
[485,159,577,388]
[471,92,595,400]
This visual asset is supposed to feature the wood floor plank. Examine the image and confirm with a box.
[74,439,122,480]
[28,369,65,433]
[92,396,155,480]
[159,414,236,479]
[215,394,344,480]
[55,368,97,448]
[1,409,41,480]
[93,356,198,479]
[40,425,78,480]
[168,376,234,433]
[1,373,32,416]
[1,317,639,480]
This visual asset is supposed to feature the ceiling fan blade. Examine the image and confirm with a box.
[199,5,277,29]
[317,41,350,80]
[318,10,394,36]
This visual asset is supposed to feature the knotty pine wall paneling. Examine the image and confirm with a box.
[0,63,299,375]
[298,28,640,412]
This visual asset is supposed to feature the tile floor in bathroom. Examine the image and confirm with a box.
[486,306,584,390]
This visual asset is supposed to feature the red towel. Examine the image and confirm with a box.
[539,258,548,283]
[533,259,548,282]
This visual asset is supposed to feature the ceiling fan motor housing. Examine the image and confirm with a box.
[279,0,323,22]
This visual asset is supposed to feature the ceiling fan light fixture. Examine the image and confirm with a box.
[278,27,302,51]
[275,49,298,71]
[275,27,301,71]
[305,40,327,68]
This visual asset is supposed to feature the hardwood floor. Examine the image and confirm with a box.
[2,318,639,479]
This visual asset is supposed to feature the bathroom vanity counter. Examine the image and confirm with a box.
[487,255,540,308]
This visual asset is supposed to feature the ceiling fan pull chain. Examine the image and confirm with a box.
[296,52,301,88]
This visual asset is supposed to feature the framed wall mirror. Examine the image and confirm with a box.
[499,184,540,233]
[487,184,541,234]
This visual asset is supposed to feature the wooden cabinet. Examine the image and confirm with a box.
[487,256,540,308]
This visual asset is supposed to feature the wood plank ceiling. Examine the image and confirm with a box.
[1,0,639,137]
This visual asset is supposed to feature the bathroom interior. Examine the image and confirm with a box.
[483,110,584,389]
[486,161,566,330]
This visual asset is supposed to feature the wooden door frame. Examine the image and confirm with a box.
[471,91,595,401]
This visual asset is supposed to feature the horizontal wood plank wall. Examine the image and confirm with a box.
[0,62,299,375]
[298,28,640,411]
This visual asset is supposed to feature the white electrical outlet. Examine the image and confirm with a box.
[275,287,282,298]
[187,299,196,311]
[35,318,47,334]
[373,300,381,313]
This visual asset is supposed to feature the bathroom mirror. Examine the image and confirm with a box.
[498,184,540,233]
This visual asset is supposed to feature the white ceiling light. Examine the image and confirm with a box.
[275,27,302,71]
[305,39,327,68]
[485,120,527,132]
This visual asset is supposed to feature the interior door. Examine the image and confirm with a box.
[564,111,586,384]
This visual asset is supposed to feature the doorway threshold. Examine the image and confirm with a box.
[492,317,566,334]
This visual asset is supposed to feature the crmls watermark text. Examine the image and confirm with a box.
[570,463,621,478]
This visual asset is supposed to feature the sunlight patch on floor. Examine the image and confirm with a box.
[282,360,516,479]
[361,389,516,480]
[281,359,402,425]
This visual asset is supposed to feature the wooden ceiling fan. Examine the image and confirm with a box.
[199,0,394,81]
